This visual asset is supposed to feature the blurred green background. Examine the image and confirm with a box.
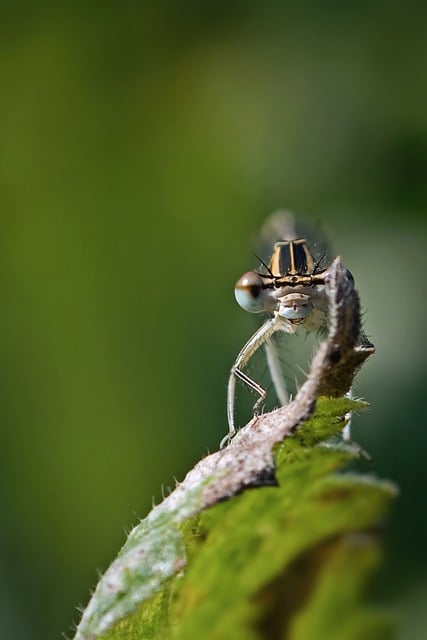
[0,2,426,639]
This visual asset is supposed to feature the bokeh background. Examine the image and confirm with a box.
[0,2,426,639]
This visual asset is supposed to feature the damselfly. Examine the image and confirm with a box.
[224,212,346,445]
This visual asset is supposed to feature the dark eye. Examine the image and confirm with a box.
[345,268,355,285]
[234,272,265,313]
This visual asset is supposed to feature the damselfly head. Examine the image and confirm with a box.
[235,212,330,319]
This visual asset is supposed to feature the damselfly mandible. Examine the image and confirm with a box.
[224,211,354,446]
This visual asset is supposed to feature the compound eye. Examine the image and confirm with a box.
[234,271,265,313]
[345,268,355,286]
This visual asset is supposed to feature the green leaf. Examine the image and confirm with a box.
[74,398,396,640]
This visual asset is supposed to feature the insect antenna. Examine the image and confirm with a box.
[253,252,274,277]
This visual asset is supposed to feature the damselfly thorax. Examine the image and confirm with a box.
[223,213,333,446]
